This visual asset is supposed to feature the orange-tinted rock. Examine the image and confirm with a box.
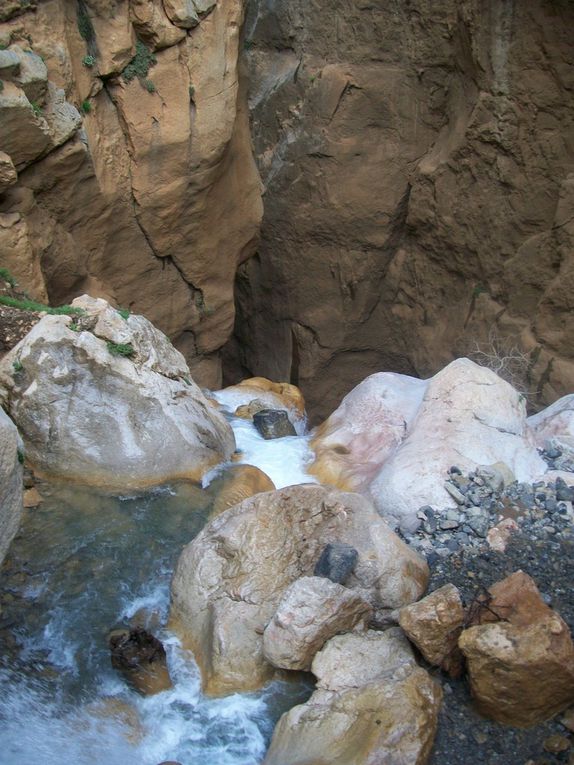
[210,463,275,519]
[486,518,520,553]
[399,584,464,676]
[459,572,574,726]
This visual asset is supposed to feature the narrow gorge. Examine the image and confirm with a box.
[0,1,574,764]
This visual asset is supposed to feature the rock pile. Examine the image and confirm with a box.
[169,484,428,695]
[402,464,574,562]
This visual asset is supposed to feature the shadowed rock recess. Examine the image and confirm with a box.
[224,0,574,422]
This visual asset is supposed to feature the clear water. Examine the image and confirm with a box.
[0,416,315,765]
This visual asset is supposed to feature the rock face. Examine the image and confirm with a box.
[262,576,372,671]
[0,0,262,387]
[225,0,574,422]
[264,629,442,765]
[0,408,23,565]
[0,296,234,489]
[399,584,464,676]
[169,484,428,695]
[459,571,574,726]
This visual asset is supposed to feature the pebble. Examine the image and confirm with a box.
[543,734,571,753]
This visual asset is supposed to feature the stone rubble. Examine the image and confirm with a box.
[401,460,574,564]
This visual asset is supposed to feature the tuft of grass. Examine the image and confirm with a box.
[0,267,17,287]
[107,341,135,358]
[12,359,23,373]
[189,84,195,100]
[122,40,156,84]
[0,295,84,315]
[17,448,24,465]
[117,308,130,320]
[80,99,91,114]
[182,376,192,386]
[144,79,155,93]
[30,100,42,117]
[82,54,95,68]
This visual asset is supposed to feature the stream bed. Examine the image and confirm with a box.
[0,413,316,764]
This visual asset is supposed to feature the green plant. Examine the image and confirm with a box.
[122,40,156,84]
[472,283,488,298]
[17,448,24,465]
[30,100,42,117]
[182,376,192,386]
[12,359,23,373]
[0,80,4,93]
[0,267,17,287]
[69,321,81,332]
[189,85,195,99]
[80,99,91,114]
[117,307,130,320]
[106,341,135,358]
[82,54,95,68]
[77,3,95,43]
[0,295,84,315]
[144,79,155,93]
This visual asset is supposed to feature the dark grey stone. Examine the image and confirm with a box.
[314,542,359,584]
[252,409,296,439]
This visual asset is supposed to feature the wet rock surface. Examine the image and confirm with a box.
[109,626,173,696]
[253,409,297,439]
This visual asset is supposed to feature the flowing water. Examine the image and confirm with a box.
[0,410,316,765]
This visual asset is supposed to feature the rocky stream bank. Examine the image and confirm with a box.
[0,295,573,764]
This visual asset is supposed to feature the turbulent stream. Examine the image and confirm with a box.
[0,405,316,764]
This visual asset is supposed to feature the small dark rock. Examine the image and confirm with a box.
[253,409,296,439]
[314,542,359,584]
[109,626,172,695]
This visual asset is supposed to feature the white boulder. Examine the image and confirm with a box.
[0,296,235,489]
[369,358,546,530]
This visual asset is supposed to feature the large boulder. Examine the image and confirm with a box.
[263,629,442,765]
[169,484,428,695]
[369,358,546,530]
[262,576,372,671]
[459,571,574,726]
[309,372,427,492]
[0,408,23,565]
[0,296,234,489]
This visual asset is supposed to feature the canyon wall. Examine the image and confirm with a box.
[0,0,262,387]
[225,0,574,422]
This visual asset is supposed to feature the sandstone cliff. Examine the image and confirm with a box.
[0,0,262,387]
[225,0,574,421]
